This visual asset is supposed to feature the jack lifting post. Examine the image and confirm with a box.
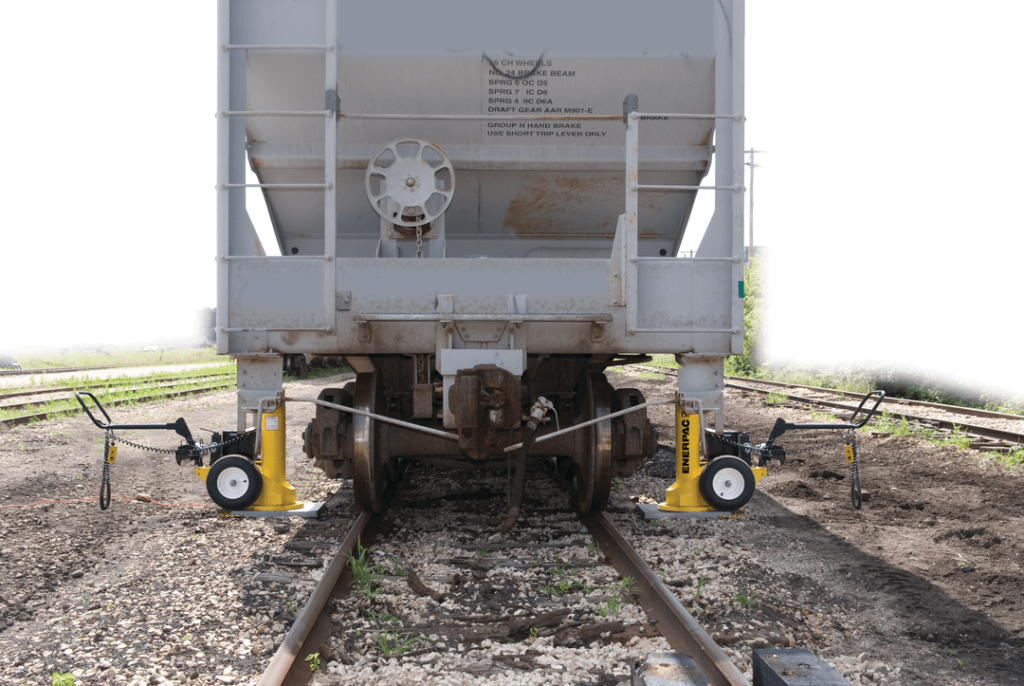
[248,403,301,511]
[659,396,714,512]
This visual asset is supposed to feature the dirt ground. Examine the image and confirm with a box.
[1,370,1022,685]
[608,369,1024,685]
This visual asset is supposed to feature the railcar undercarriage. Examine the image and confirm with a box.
[302,354,657,514]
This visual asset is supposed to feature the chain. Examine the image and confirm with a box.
[849,432,862,510]
[720,427,856,458]
[107,430,249,457]
[415,225,423,258]
[95,430,249,512]
[100,432,112,510]
[717,431,851,458]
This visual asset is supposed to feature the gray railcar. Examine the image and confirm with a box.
[216,0,745,515]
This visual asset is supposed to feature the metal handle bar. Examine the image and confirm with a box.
[75,391,113,428]
[848,390,887,428]
[765,390,886,444]
[75,391,195,443]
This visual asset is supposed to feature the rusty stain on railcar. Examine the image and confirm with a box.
[504,175,667,238]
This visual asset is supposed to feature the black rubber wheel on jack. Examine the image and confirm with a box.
[698,456,755,511]
[207,455,263,510]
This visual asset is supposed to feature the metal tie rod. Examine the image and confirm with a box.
[219,110,334,117]
[631,183,743,192]
[503,398,674,453]
[289,397,459,441]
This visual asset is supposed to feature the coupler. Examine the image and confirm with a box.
[658,396,765,514]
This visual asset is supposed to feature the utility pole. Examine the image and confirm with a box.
[744,149,765,263]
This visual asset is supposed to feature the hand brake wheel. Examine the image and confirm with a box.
[364,138,455,228]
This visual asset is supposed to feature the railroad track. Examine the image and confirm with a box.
[253,462,750,686]
[0,362,192,377]
[622,365,1024,453]
[0,371,234,409]
[0,381,236,427]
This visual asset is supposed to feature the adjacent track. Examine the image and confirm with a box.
[0,371,234,409]
[725,375,1024,424]
[0,362,167,377]
[0,381,236,427]
[725,381,1024,451]
[624,365,1024,452]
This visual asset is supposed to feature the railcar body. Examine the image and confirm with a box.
[216,0,745,515]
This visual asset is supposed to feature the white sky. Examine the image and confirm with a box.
[2,2,1022,397]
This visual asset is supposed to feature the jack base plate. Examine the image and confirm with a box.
[230,501,324,519]
[637,503,740,520]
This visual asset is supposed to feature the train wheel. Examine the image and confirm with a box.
[352,371,388,513]
[206,456,263,510]
[698,456,755,511]
[573,372,614,512]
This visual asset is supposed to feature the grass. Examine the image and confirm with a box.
[305,652,321,673]
[14,347,220,370]
[692,574,706,599]
[733,585,757,610]
[0,366,237,423]
[765,391,788,405]
[4,363,236,395]
[868,412,1024,470]
[348,539,388,601]
[808,409,838,423]
[366,611,432,657]
[996,447,1024,468]
[746,363,1024,418]
[597,594,620,617]
[540,558,597,597]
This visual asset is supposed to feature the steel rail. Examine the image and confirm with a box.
[624,366,1024,446]
[725,375,1024,423]
[257,510,377,686]
[726,382,1024,448]
[0,361,233,378]
[0,382,236,427]
[580,510,750,686]
[0,372,234,406]
[0,363,155,377]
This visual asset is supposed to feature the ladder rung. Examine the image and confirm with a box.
[631,184,743,193]
[219,183,332,190]
[221,44,332,51]
[220,110,332,118]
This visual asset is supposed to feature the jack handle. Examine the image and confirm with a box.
[848,390,887,428]
[75,391,195,443]
[765,390,886,444]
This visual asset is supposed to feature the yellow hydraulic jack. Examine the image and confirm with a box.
[196,403,322,517]
[646,396,766,519]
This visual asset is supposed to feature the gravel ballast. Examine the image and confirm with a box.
[1,370,1021,684]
